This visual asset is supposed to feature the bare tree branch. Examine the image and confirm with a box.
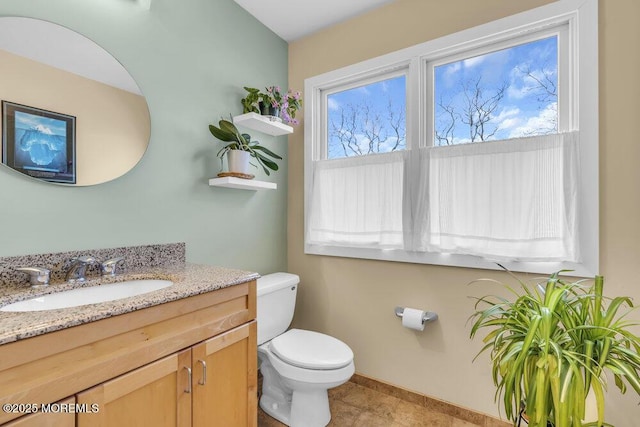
[330,104,363,157]
[387,98,405,151]
[516,64,558,135]
[459,76,506,142]
[517,64,557,103]
[435,97,456,146]
[329,98,405,157]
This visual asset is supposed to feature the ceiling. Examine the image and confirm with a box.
[233,0,396,42]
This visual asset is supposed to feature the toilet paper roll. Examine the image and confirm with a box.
[402,308,426,331]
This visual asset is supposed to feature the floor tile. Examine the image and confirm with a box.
[258,380,500,427]
[393,400,453,427]
[337,383,400,421]
[328,400,362,426]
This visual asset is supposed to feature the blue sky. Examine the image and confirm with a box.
[327,76,406,158]
[434,35,558,144]
[326,36,558,157]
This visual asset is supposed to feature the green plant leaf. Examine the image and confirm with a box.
[254,152,279,171]
[209,124,236,142]
[252,145,283,160]
[219,119,238,135]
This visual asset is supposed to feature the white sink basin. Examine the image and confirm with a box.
[0,279,173,312]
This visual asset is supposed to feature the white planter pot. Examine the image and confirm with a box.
[227,150,251,174]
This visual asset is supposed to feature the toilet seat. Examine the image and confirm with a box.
[270,329,353,370]
[259,343,355,385]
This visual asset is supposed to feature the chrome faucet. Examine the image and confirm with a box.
[65,256,99,283]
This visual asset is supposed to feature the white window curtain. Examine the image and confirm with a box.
[419,132,579,262]
[307,151,405,249]
[307,132,579,263]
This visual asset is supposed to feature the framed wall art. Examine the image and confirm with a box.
[2,101,76,184]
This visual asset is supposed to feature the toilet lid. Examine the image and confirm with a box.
[270,329,353,370]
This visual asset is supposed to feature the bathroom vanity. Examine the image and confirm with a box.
[0,245,258,426]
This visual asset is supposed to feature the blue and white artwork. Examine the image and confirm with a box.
[13,110,68,172]
[2,101,75,183]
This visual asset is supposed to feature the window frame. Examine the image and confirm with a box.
[304,0,598,277]
[321,67,410,160]
[426,25,569,146]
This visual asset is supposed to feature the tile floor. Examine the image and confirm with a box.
[257,380,508,427]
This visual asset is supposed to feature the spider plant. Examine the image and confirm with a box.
[209,116,282,175]
[469,270,640,427]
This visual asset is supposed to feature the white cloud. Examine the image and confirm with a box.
[327,98,340,111]
[508,102,557,138]
[463,56,485,68]
[493,107,520,123]
[500,118,520,130]
[445,62,461,76]
[488,107,521,132]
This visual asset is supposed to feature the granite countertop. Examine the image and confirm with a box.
[0,262,259,346]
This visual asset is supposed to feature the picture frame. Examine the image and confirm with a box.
[2,101,76,184]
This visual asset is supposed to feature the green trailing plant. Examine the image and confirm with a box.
[208,116,282,175]
[469,269,640,427]
[241,86,262,114]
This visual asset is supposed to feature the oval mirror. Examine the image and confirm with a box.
[0,17,150,186]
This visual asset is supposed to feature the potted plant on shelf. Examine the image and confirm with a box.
[241,86,262,114]
[241,86,303,125]
[209,116,282,177]
[469,269,640,427]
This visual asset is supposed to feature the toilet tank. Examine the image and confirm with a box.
[257,272,299,345]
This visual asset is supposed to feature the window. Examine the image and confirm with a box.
[304,0,598,276]
[309,72,407,249]
[326,74,407,158]
[433,35,560,146]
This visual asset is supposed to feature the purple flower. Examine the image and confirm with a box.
[259,85,303,125]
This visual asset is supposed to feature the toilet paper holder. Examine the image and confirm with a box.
[394,307,438,324]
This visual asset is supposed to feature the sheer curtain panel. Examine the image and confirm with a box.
[423,132,579,261]
[307,152,405,249]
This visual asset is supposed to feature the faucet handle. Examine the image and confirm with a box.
[16,267,50,288]
[101,257,125,276]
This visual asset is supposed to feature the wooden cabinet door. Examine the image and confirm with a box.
[192,321,257,427]
[3,397,75,427]
[76,350,192,427]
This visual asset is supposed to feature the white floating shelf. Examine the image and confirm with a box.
[233,112,293,136]
[209,176,277,191]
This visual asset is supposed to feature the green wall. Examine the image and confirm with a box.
[0,0,288,274]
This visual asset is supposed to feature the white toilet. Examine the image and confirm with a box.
[257,272,355,427]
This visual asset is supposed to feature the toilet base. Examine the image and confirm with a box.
[259,347,337,427]
[257,336,354,427]
[260,388,331,427]
[260,394,292,426]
